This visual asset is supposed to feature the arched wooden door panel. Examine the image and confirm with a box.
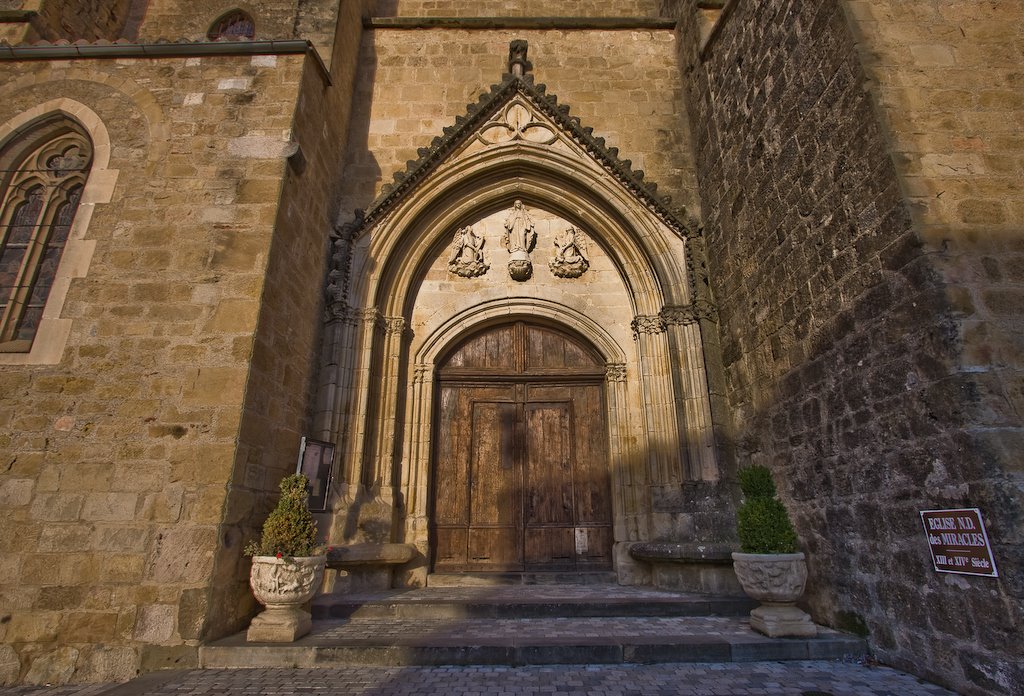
[431,322,613,573]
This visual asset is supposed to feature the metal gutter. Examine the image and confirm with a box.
[0,39,332,85]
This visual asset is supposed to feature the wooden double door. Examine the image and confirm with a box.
[432,323,613,573]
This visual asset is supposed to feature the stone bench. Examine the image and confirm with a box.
[322,543,417,593]
[628,542,742,595]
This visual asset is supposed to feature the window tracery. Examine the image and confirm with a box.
[207,10,256,40]
[0,117,92,351]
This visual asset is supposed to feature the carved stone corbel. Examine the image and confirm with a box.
[447,225,489,278]
[549,226,590,278]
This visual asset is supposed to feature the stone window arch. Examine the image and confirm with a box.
[0,115,92,352]
[207,9,256,40]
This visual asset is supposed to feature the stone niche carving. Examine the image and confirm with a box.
[502,200,537,281]
[549,226,590,278]
[447,225,488,278]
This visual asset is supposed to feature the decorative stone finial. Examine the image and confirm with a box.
[508,39,531,78]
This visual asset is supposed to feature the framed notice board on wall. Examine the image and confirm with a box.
[296,437,334,512]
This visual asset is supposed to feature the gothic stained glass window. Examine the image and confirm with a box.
[0,116,91,350]
[207,10,256,40]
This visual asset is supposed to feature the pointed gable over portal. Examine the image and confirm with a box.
[351,40,693,237]
[314,41,726,590]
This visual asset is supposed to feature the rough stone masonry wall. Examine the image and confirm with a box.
[138,0,343,69]
[671,0,1022,693]
[30,0,135,40]
[0,0,137,43]
[0,52,307,684]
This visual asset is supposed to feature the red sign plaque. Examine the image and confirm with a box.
[920,508,998,577]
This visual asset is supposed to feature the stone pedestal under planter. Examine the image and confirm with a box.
[247,555,326,642]
[731,551,816,638]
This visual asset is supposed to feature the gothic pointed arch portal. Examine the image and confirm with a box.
[432,320,614,573]
[316,43,723,586]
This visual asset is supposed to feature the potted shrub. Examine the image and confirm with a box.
[731,465,816,637]
[244,473,326,642]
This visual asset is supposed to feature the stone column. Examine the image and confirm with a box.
[369,315,407,503]
[662,303,719,481]
[398,362,433,587]
[632,314,685,486]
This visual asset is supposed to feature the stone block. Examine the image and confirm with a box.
[204,299,260,333]
[0,645,19,686]
[23,647,78,686]
[133,604,176,642]
[81,493,139,522]
[70,646,139,684]
[748,605,818,638]
[6,613,61,643]
[139,645,198,672]
[0,479,33,507]
[146,526,217,584]
[60,613,118,642]
[181,367,249,407]
[177,588,208,641]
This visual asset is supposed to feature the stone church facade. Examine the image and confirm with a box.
[0,1,1020,694]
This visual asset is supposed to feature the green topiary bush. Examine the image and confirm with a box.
[736,465,799,554]
[244,474,322,558]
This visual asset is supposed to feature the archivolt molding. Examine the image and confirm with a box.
[343,151,687,320]
[414,297,628,368]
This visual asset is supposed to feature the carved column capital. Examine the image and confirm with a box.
[325,302,359,325]
[605,363,627,383]
[412,363,432,385]
[662,300,718,326]
[631,314,666,339]
[358,308,381,327]
[382,316,406,336]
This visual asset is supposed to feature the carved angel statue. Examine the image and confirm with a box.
[549,226,590,278]
[501,200,537,254]
[447,225,488,278]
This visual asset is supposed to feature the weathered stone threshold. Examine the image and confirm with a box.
[0,39,332,85]
[365,17,677,30]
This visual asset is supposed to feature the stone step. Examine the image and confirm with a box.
[200,615,866,669]
[311,586,756,621]
[427,571,619,586]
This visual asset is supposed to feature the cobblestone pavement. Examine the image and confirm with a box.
[0,661,955,696]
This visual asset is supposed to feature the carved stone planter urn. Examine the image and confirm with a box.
[247,555,326,642]
[731,551,816,637]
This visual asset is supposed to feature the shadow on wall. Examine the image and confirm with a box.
[727,258,1023,692]
[336,33,383,222]
[374,0,399,18]
[122,0,149,40]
